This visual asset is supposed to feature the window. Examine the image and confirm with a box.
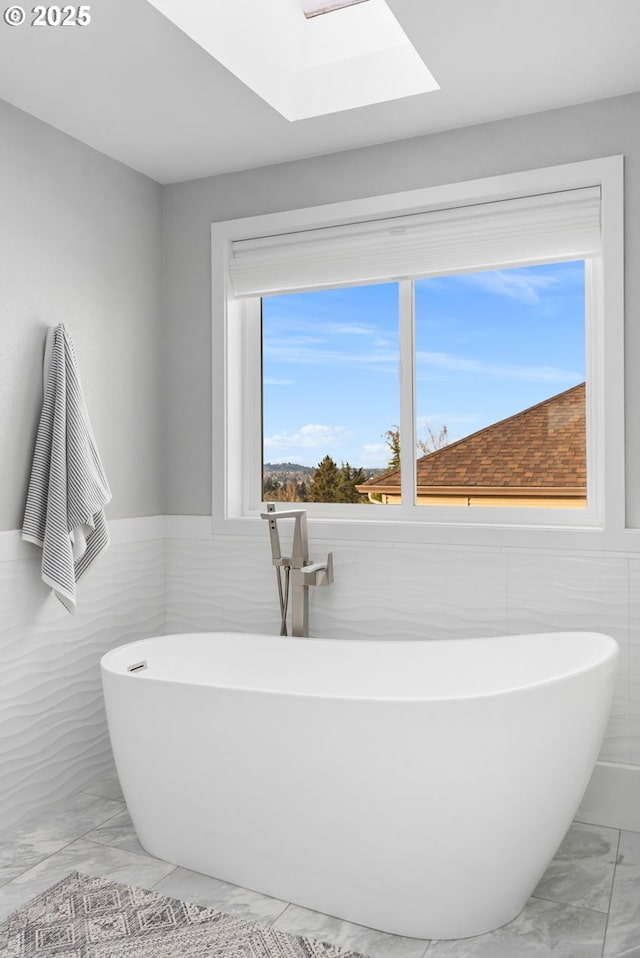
[411,262,587,510]
[261,282,401,504]
[212,157,624,542]
[261,262,586,510]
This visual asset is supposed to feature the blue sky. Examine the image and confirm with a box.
[262,261,585,469]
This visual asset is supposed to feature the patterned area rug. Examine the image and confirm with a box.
[0,871,368,957]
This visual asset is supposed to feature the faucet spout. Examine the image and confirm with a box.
[260,506,308,568]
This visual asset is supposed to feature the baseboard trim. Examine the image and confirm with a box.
[577,761,640,832]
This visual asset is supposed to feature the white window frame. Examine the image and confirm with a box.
[211,156,624,549]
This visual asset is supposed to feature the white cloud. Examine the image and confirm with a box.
[324,322,376,337]
[265,310,379,339]
[416,350,583,384]
[458,269,561,304]
[264,340,398,371]
[417,413,477,428]
[360,443,391,467]
[264,423,353,451]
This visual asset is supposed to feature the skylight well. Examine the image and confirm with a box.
[144,0,439,120]
[300,0,370,18]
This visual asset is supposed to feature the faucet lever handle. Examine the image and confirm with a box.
[301,552,333,586]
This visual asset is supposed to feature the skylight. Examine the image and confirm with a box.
[144,0,439,121]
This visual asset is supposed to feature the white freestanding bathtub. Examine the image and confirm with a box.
[101,631,617,940]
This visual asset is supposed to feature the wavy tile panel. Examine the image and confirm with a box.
[506,552,630,767]
[0,540,164,835]
[624,558,640,766]
[2,532,632,836]
[166,537,632,766]
[165,537,283,637]
[166,536,510,641]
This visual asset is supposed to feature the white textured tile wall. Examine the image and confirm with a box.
[165,537,282,637]
[166,537,509,641]
[0,539,164,833]
[2,524,637,834]
[627,559,640,765]
[507,552,630,765]
[165,535,632,767]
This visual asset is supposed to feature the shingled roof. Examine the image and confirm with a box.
[359,382,586,499]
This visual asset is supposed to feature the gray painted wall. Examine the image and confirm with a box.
[162,91,640,523]
[2,91,638,528]
[0,98,163,532]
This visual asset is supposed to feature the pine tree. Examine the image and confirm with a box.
[383,427,401,468]
[308,456,367,503]
[308,455,340,501]
[336,462,367,503]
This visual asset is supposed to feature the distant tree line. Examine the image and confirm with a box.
[264,456,367,503]
[263,423,450,503]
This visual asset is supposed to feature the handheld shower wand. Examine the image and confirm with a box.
[263,503,298,635]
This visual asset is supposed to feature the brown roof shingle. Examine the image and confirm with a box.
[361,382,585,494]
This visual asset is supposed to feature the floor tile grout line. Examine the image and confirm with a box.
[529,892,610,916]
[601,828,622,958]
[73,802,131,843]
[82,834,165,862]
[0,800,130,888]
[147,865,180,891]
[145,867,292,921]
[0,789,124,846]
[573,817,622,830]
[3,839,83,887]
[266,901,292,927]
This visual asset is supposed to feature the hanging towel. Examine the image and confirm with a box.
[22,324,112,613]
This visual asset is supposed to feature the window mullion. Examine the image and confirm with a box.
[243,297,263,513]
[399,280,416,515]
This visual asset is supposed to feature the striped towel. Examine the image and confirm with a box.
[22,324,112,613]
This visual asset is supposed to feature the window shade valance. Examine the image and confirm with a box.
[228,186,601,298]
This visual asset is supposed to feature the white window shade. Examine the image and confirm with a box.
[228,187,601,298]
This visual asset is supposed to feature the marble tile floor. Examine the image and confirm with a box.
[0,776,638,958]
